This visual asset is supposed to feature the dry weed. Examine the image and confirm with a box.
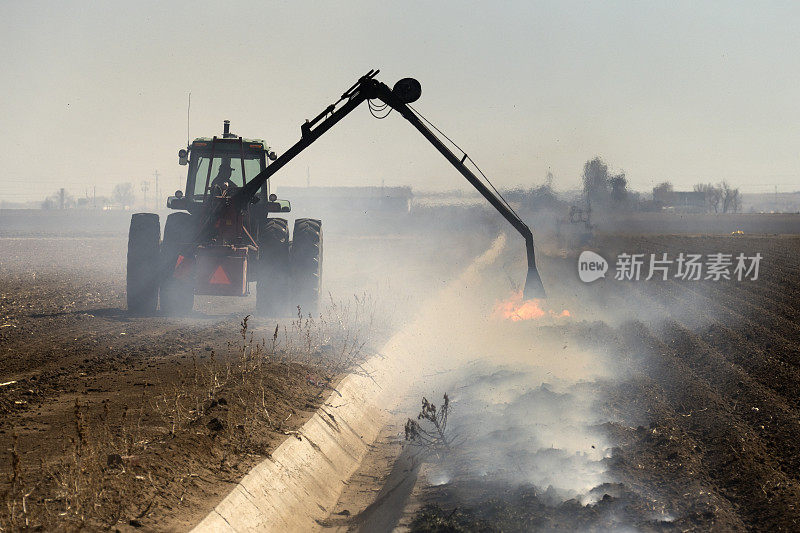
[0,293,380,530]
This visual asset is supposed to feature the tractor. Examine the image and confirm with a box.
[126,70,545,318]
[126,120,321,316]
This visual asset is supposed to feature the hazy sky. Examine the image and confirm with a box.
[2,1,799,203]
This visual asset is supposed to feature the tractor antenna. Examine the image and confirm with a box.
[186,92,191,148]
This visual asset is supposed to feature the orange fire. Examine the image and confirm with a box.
[494,291,571,322]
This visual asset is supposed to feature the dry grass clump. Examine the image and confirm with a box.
[281,292,382,376]
[404,394,453,458]
[0,294,380,531]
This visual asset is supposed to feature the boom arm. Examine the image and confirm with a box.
[236,69,545,299]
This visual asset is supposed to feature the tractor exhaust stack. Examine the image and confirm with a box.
[223,120,236,138]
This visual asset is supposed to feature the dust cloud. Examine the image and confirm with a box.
[350,214,625,507]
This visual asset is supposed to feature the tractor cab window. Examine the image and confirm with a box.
[188,145,265,198]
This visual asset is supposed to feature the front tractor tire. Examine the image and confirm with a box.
[256,218,290,316]
[160,212,195,316]
[126,213,161,315]
[289,218,322,316]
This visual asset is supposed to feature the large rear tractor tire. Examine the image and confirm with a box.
[289,218,322,316]
[160,212,195,316]
[256,218,290,316]
[126,213,161,315]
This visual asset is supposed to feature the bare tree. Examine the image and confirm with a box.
[694,183,723,213]
[609,173,628,203]
[582,157,628,210]
[42,189,74,209]
[652,181,674,207]
[112,183,136,208]
[582,157,610,207]
[545,171,554,189]
[721,181,741,213]
[653,181,673,195]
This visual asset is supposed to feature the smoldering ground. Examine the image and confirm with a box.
[397,301,645,531]
[391,208,800,532]
[379,204,771,531]
[322,218,656,530]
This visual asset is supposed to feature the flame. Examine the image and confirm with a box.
[494,291,571,322]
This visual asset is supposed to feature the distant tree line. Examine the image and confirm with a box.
[653,180,741,213]
[507,156,744,215]
[41,183,135,209]
[41,188,75,209]
[112,183,136,207]
[580,156,741,213]
[505,172,567,212]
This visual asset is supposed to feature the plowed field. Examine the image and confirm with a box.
[409,233,800,532]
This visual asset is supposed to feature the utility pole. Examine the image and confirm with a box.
[775,185,778,213]
[141,181,149,208]
[153,170,160,210]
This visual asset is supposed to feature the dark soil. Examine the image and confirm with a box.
[0,237,347,530]
[411,233,800,532]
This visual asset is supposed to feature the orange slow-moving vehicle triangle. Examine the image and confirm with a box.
[209,265,231,285]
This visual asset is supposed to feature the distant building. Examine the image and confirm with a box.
[653,189,707,213]
[276,186,412,213]
[741,191,800,213]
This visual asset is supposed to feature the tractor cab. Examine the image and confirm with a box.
[167,120,290,214]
